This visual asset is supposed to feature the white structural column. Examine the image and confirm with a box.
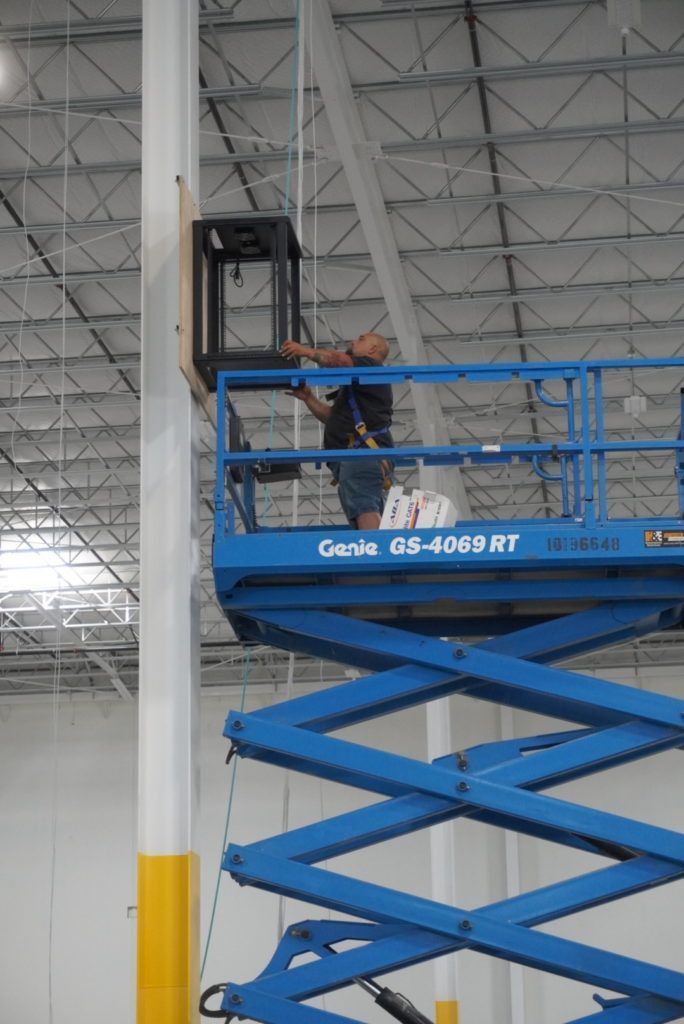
[308,1,471,519]
[500,707,526,1024]
[137,1,201,1022]
[426,700,461,1024]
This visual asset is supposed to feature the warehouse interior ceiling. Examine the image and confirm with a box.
[0,0,683,701]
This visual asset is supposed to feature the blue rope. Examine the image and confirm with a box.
[263,0,300,521]
[283,0,301,216]
[200,650,251,980]
[202,3,302,983]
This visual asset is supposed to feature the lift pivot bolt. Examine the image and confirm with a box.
[231,853,244,865]
[232,719,244,730]
[459,919,473,931]
[230,994,243,1005]
[457,781,470,792]
[453,647,466,658]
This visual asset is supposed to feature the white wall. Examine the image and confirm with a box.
[0,667,682,1024]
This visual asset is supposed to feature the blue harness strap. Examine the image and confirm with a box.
[345,386,391,446]
[344,386,395,488]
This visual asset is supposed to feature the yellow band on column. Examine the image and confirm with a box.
[137,852,200,1024]
[435,999,459,1024]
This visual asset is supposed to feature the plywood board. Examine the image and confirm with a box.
[178,176,216,427]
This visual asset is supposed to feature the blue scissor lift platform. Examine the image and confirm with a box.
[206,359,684,1024]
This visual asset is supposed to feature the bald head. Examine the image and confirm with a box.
[350,331,390,363]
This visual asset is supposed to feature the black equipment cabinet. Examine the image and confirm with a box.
[192,214,302,391]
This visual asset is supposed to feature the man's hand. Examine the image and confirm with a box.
[281,340,310,360]
[282,340,354,368]
[286,384,313,402]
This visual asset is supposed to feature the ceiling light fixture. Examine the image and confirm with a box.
[0,542,90,594]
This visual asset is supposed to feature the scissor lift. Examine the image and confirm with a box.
[206,359,684,1024]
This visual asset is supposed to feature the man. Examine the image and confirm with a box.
[281,332,393,530]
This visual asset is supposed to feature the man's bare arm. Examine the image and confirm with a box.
[309,348,353,368]
[281,340,353,368]
[287,385,332,423]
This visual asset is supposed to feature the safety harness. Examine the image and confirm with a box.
[345,385,395,491]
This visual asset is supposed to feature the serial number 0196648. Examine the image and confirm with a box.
[547,536,621,552]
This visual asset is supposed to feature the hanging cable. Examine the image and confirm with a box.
[200,651,252,980]
[260,0,303,533]
[201,161,318,211]
[277,0,304,940]
[283,2,301,220]
[308,0,318,355]
[47,6,72,1022]
[306,0,325,526]
[192,54,312,936]
[228,259,243,288]
[9,0,36,476]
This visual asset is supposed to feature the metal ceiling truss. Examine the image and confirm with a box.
[0,0,683,696]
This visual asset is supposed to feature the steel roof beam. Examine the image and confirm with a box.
[396,232,684,257]
[380,117,684,151]
[420,179,684,206]
[7,292,684,337]
[5,312,684,350]
[308,231,684,265]
[0,85,267,118]
[338,277,684,307]
[0,424,142,445]
[0,314,139,333]
[397,52,684,86]
[0,354,140,375]
[422,320,684,348]
[0,269,140,287]
[380,0,599,9]
[0,3,587,45]
[0,217,140,237]
[0,159,142,180]
[0,153,300,180]
[6,230,684,290]
[1,50,680,115]
[2,83,681,151]
[2,181,683,243]
[3,113,682,184]
[199,275,684,317]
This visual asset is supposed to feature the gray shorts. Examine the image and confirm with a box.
[331,459,385,524]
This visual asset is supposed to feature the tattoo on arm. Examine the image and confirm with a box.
[307,396,333,423]
[315,349,353,368]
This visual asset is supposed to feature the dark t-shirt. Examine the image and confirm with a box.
[323,356,394,451]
